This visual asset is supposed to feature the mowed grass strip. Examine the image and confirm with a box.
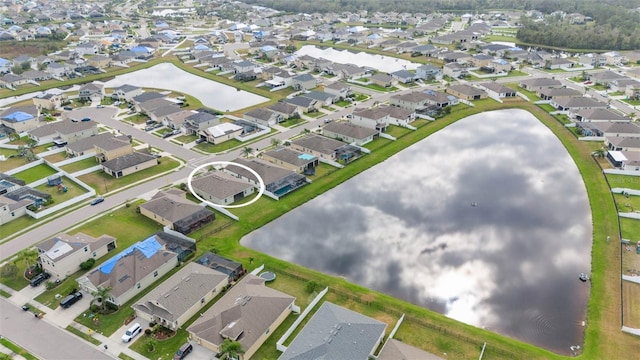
[11,163,57,183]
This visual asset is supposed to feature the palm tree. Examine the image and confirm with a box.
[241,147,254,158]
[91,286,113,313]
[219,339,243,360]
[270,138,281,148]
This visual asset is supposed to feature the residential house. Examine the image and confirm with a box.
[369,73,395,88]
[0,109,40,133]
[322,121,378,145]
[88,55,111,69]
[578,122,640,138]
[75,41,99,56]
[550,97,608,112]
[183,112,220,135]
[27,119,98,146]
[486,59,512,73]
[194,252,245,282]
[351,107,389,132]
[607,137,640,152]
[284,97,320,114]
[574,108,631,122]
[191,171,255,205]
[422,90,458,107]
[577,53,606,67]
[518,78,563,91]
[201,122,243,145]
[383,105,415,126]
[442,62,467,79]
[378,339,445,360]
[232,60,257,74]
[329,63,368,80]
[111,84,142,102]
[139,189,215,235]
[390,92,431,111]
[416,64,443,81]
[132,92,166,105]
[478,82,517,99]
[301,91,335,107]
[46,62,70,77]
[36,232,117,280]
[609,78,640,93]
[471,54,494,68]
[0,192,32,225]
[278,302,387,360]
[95,137,132,162]
[21,70,51,82]
[187,274,297,360]
[77,233,192,306]
[32,93,62,110]
[162,110,194,131]
[78,82,104,102]
[446,84,487,101]
[244,108,281,127]
[0,73,27,88]
[291,73,317,90]
[267,102,300,120]
[291,134,358,162]
[65,133,129,157]
[101,152,158,178]
[537,87,582,101]
[225,158,308,198]
[323,82,352,100]
[262,147,319,174]
[610,151,640,171]
[0,58,12,73]
[588,70,626,86]
[545,58,574,70]
[133,262,228,330]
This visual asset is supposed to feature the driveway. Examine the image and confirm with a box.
[0,297,114,360]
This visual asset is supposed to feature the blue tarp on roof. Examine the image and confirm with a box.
[2,111,33,122]
[99,235,162,274]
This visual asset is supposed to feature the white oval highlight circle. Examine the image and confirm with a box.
[187,161,265,209]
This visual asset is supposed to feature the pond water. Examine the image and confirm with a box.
[295,45,421,73]
[241,109,592,354]
[103,63,268,112]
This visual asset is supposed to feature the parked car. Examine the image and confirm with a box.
[63,106,73,111]
[162,132,173,139]
[195,138,206,144]
[81,117,91,122]
[29,272,51,287]
[122,323,142,343]
[90,197,104,205]
[144,126,154,132]
[173,342,193,360]
[97,105,104,108]
[60,292,83,309]
[146,120,156,125]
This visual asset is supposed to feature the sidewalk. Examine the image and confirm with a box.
[1,283,144,360]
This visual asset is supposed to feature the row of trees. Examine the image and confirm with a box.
[516,3,640,50]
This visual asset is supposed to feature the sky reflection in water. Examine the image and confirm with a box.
[241,109,591,353]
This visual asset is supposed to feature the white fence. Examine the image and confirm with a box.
[236,126,270,142]
[38,146,66,158]
[5,158,45,176]
[379,133,396,141]
[276,287,329,353]
[53,152,96,167]
[604,169,640,176]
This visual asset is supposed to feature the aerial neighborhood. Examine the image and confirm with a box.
[1,0,640,359]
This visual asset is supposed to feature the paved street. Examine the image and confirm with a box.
[0,297,114,360]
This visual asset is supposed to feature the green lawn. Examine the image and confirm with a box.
[34,176,89,205]
[0,214,39,243]
[77,158,181,195]
[279,118,306,127]
[0,288,10,298]
[175,134,197,143]
[385,125,413,138]
[43,151,67,163]
[613,194,640,213]
[363,137,393,151]
[306,162,340,181]
[0,256,35,290]
[0,148,24,172]
[124,114,150,124]
[621,217,640,241]
[11,163,57,183]
[606,174,640,191]
[59,157,100,173]
[304,111,324,118]
[194,138,242,153]
[66,325,102,345]
[0,338,38,360]
[35,201,163,309]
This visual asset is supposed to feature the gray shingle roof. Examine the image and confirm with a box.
[191,171,254,200]
[101,152,156,172]
[187,274,295,351]
[278,302,387,360]
[323,121,378,140]
[66,133,129,154]
[263,147,317,167]
[139,191,213,224]
[133,262,228,323]
[378,339,445,360]
[291,134,345,155]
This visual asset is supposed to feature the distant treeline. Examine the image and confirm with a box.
[244,0,640,14]
[516,3,640,50]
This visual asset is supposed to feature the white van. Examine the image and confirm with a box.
[121,323,142,343]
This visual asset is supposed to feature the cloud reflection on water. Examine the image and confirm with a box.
[242,109,591,353]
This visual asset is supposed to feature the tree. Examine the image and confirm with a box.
[219,339,244,360]
[270,138,281,148]
[241,147,254,158]
[91,286,113,313]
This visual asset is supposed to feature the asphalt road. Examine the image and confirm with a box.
[0,297,114,360]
